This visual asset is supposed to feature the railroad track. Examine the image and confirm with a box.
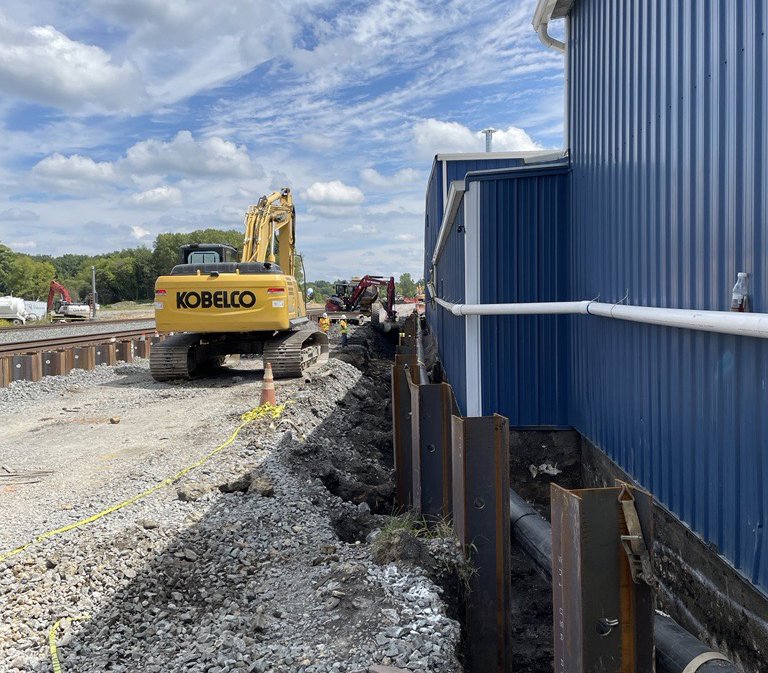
[0,328,158,357]
[1,317,155,331]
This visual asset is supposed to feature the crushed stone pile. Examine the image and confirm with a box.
[0,325,462,673]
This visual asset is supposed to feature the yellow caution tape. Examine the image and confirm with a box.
[0,402,286,565]
[49,614,90,673]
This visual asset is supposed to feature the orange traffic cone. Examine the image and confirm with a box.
[260,362,276,406]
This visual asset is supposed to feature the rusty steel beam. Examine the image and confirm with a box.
[10,353,42,382]
[550,484,655,673]
[95,343,117,366]
[116,341,134,363]
[0,357,10,387]
[452,414,512,673]
[41,350,69,377]
[391,359,415,511]
[72,346,96,371]
[409,379,454,520]
[134,338,151,358]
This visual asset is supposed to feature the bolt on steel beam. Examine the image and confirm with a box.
[409,378,455,520]
[452,414,512,673]
[551,483,655,673]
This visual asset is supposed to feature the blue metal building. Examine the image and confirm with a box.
[424,0,768,597]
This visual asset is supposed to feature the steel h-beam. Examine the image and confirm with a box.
[409,378,454,520]
[452,414,512,673]
[392,354,417,510]
[551,483,655,673]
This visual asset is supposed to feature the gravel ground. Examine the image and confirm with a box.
[0,325,462,673]
[0,319,155,345]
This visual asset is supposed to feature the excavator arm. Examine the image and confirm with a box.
[241,188,296,275]
[47,280,72,312]
[348,275,389,307]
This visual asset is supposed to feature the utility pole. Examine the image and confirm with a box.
[91,266,97,319]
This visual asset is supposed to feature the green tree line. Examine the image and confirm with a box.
[0,234,425,305]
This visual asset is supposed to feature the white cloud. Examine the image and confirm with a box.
[302,134,336,152]
[32,153,118,191]
[0,13,145,112]
[123,131,254,178]
[8,239,36,249]
[412,119,541,159]
[395,233,417,242]
[94,0,303,106]
[366,197,424,216]
[343,223,377,234]
[28,130,260,197]
[0,207,38,221]
[131,225,151,239]
[360,167,420,188]
[129,185,182,208]
[303,180,364,206]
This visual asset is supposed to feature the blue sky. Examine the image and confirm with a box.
[0,0,564,280]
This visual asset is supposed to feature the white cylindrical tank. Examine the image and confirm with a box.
[0,296,27,322]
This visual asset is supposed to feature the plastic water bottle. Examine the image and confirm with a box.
[730,272,749,312]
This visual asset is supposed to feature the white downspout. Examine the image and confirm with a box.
[463,182,483,417]
[536,21,565,52]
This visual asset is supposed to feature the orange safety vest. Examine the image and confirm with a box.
[340,319,348,334]
[319,317,330,332]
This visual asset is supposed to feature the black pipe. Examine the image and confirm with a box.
[508,489,743,673]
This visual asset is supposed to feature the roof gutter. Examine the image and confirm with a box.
[532,0,566,52]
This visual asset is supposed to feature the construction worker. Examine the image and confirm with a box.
[319,312,330,333]
[340,315,349,347]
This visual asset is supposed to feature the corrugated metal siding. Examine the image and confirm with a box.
[424,160,443,286]
[477,169,570,427]
[432,200,467,413]
[569,0,768,591]
[425,157,536,415]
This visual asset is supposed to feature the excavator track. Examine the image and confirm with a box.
[149,333,202,381]
[262,325,330,378]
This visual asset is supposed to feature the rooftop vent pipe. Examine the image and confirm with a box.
[480,128,497,152]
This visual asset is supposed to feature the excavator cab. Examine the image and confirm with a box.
[179,244,239,265]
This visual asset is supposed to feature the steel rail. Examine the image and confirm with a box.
[0,328,157,356]
[1,317,155,331]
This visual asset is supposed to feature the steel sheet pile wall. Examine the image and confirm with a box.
[478,170,570,426]
[569,0,768,590]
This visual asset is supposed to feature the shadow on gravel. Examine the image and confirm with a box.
[98,359,267,392]
[49,327,440,673]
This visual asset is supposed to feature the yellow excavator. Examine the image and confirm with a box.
[150,188,329,381]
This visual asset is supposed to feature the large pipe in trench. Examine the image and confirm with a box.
[508,489,741,673]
